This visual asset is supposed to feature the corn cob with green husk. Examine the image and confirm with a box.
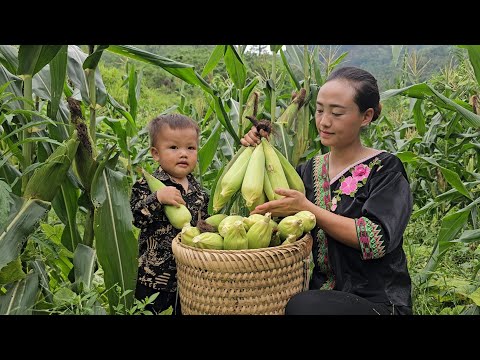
[277,215,304,241]
[212,146,248,213]
[262,138,289,200]
[205,214,227,231]
[219,146,254,202]
[272,146,305,194]
[241,91,259,135]
[218,215,246,237]
[294,210,316,232]
[192,232,224,250]
[181,225,201,247]
[141,168,192,230]
[263,169,275,201]
[270,230,282,247]
[23,131,79,202]
[246,212,274,249]
[241,142,265,208]
[223,220,248,250]
[275,89,306,128]
[290,103,310,167]
[244,214,278,231]
[247,191,266,212]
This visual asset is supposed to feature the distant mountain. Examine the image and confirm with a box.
[334,45,454,89]
[102,45,455,90]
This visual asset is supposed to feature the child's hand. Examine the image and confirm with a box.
[156,187,186,208]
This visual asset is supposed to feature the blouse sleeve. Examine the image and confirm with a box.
[130,177,164,228]
[200,190,210,220]
[355,170,413,260]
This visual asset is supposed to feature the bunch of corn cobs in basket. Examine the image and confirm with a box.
[181,135,315,250]
[141,130,316,250]
[181,210,316,250]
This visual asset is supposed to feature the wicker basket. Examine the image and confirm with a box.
[171,233,313,315]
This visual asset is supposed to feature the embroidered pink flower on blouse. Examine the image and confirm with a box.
[330,197,337,211]
[352,164,370,182]
[339,176,358,195]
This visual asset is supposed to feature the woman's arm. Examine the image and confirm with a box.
[251,188,360,249]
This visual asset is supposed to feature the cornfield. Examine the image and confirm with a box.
[0,45,479,315]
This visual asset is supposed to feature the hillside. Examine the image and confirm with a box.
[99,44,456,122]
[103,45,453,89]
[336,45,454,89]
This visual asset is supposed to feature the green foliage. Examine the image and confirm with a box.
[99,63,180,127]
[0,180,13,228]
[112,286,160,315]
[404,215,480,314]
[1,44,478,316]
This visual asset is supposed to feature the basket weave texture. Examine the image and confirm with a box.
[172,233,313,315]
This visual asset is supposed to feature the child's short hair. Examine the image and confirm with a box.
[148,113,200,147]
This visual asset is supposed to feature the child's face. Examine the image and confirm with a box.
[151,126,198,181]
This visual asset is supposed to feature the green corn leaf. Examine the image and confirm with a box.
[91,150,138,313]
[0,273,39,315]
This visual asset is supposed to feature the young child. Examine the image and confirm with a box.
[130,113,209,315]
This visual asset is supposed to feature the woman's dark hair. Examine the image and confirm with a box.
[326,67,382,121]
[148,113,200,147]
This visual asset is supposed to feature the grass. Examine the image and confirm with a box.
[404,214,480,314]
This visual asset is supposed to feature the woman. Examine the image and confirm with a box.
[241,67,413,315]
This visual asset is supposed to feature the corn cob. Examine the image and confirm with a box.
[218,215,246,237]
[223,220,248,250]
[247,191,266,212]
[263,170,275,201]
[287,88,306,129]
[275,88,306,129]
[246,212,273,249]
[181,225,201,247]
[23,131,79,202]
[141,168,192,230]
[241,142,265,207]
[212,146,247,213]
[294,210,316,232]
[290,104,309,166]
[272,146,305,194]
[262,139,289,200]
[241,91,259,135]
[192,232,224,250]
[219,146,253,199]
[275,101,299,127]
[244,213,278,231]
[277,215,304,240]
[205,214,227,231]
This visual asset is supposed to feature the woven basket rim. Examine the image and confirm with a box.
[173,232,312,254]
